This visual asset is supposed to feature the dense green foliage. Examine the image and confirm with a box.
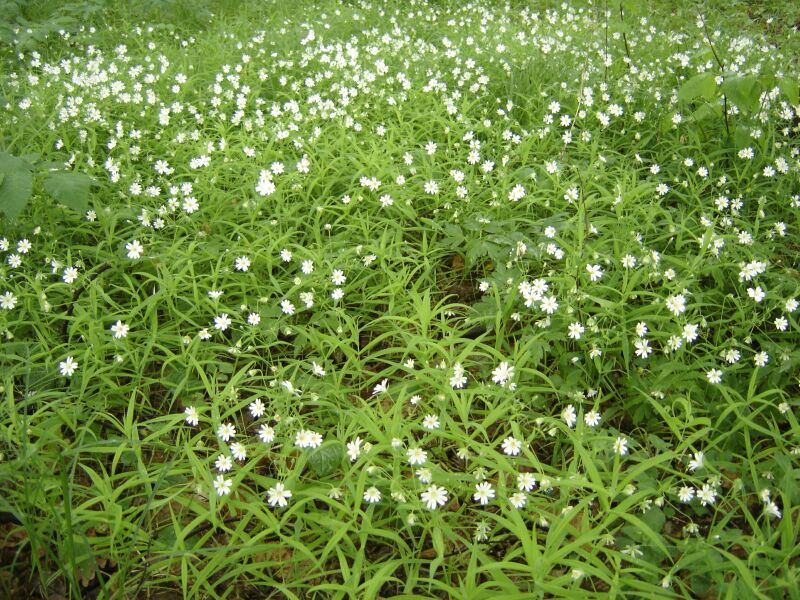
[1,0,799,598]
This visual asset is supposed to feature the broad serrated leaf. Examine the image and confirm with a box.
[44,171,94,213]
[778,77,799,105]
[308,441,344,477]
[678,73,717,102]
[639,507,666,536]
[734,126,751,148]
[720,76,761,113]
[690,102,718,123]
[0,169,33,219]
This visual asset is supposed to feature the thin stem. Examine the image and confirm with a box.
[699,14,730,138]
[619,2,635,70]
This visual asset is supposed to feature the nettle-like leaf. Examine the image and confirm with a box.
[677,72,717,102]
[307,441,344,477]
[0,151,33,219]
[720,75,761,113]
[778,77,799,105]
[43,171,94,213]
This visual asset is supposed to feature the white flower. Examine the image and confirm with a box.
[234,256,251,272]
[363,486,381,504]
[450,363,467,389]
[125,240,144,259]
[697,484,717,506]
[688,451,705,472]
[217,422,236,442]
[509,492,527,509]
[473,482,495,505]
[267,482,292,508]
[678,486,695,503]
[59,356,79,377]
[280,299,295,315]
[491,361,515,386]
[665,294,686,316]
[764,500,782,519]
[347,437,363,462]
[706,369,722,384]
[517,472,537,492]
[182,197,199,213]
[1,291,18,310]
[249,398,266,418]
[213,474,232,496]
[562,404,577,428]
[682,323,699,343]
[747,286,766,302]
[420,485,448,510]
[258,424,275,443]
[300,292,314,308]
[406,447,428,465]
[634,338,652,359]
[422,414,440,430]
[256,171,275,196]
[508,184,526,202]
[214,313,232,331]
[301,260,314,274]
[311,361,326,377]
[568,322,584,340]
[586,264,603,282]
[215,454,233,472]
[584,410,601,427]
[184,406,199,426]
[372,378,389,395]
[331,269,346,285]
[62,267,79,284]
[294,429,323,448]
[110,320,130,339]
[613,437,628,456]
[501,436,522,456]
[230,442,247,462]
[540,295,558,314]
[724,349,740,364]
[247,312,261,326]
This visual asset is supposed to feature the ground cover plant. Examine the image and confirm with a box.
[1,0,799,597]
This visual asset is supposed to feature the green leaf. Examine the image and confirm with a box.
[308,441,344,477]
[43,171,94,213]
[734,126,751,149]
[691,102,719,123]
[720,76,761,113]
[678,73,717,102]
[0,169,33,220]
[778,77,799,105]
[639,507,666,537]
